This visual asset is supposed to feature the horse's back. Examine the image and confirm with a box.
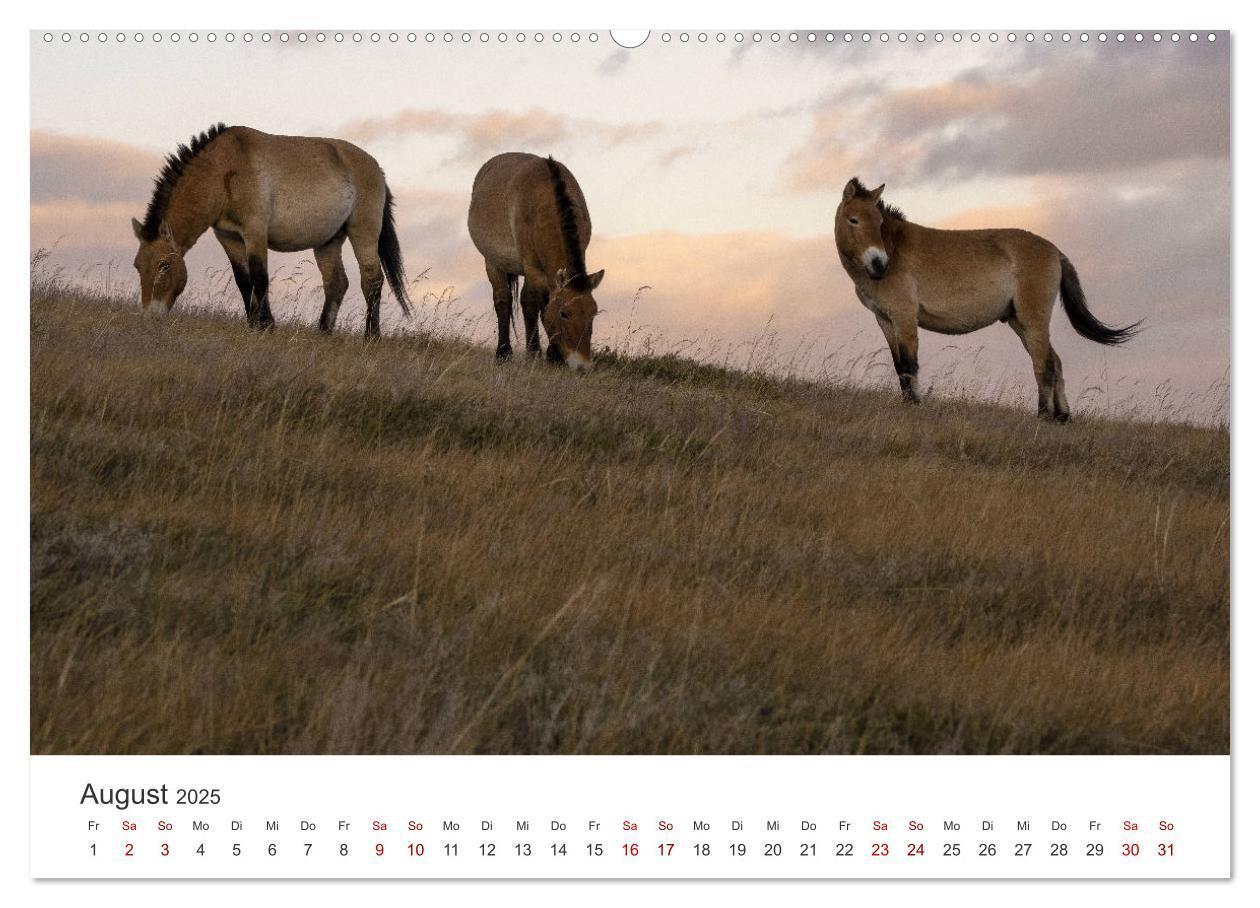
[229,127,383,190]
[471,152,542,193]
[223,127,384,250]
[908,224,1061,291]
[468,152,590,276]
[914,224,1059,267]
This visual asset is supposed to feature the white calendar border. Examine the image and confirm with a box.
[4,0,1251,903]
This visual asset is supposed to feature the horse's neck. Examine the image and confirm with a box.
[165,163,222,250]
[882,215,909,252]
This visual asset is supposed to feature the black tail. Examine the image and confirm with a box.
[1059,254,1139,345]
[378,185,412,317]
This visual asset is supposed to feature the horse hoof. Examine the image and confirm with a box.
[495,348,512,362]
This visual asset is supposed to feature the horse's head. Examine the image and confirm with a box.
[131,217,188,311]
[836,177,892,281]
[542,267,604,372]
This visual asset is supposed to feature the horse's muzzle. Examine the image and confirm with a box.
[862,247,889,281]
[546,343,564,365]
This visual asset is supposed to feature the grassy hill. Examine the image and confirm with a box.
[30,286,1229,754]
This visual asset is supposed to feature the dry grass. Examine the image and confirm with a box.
[30,282,1229,754]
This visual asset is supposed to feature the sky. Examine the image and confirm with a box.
[30,31,1230,422]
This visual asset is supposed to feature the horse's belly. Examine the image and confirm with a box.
[267,182,356,251]
[918,294,1011,334]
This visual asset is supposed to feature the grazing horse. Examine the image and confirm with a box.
[468,152,605,370]
[130,123,412,336]
[834,178,1139,422]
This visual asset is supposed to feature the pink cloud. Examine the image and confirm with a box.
[338,107,662,162]
[31,131,157,204]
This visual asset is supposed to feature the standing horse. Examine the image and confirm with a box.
[130,124,412,336]
[834,178,1139,421]
[467,152,604,370]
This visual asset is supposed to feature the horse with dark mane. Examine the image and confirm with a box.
[467,153,605,370]
[131,124,412,336]
[834,177,1140,422]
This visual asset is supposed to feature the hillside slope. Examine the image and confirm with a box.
[30,291,1229,754]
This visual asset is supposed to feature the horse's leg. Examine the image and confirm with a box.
[347,229,384,339]
[487,264,514,360]
[521,281,546,358]
[243,235,273,330]
[214,230,253,321]
[314,236,350,333]
[1008,317,1058,420]
[876,313,921,403]
[1049,346,1071,422]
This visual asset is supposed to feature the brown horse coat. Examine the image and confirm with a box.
[468,152,604,369]
[834,178,1139,421]
[131,124,411,336]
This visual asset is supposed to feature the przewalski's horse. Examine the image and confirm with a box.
[834,178,1140,422]
[130,124,412,336]
[468,152,605,371]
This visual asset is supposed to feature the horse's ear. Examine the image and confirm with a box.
[553,268,570,290]
[586,269,605,290]
[131,217,144,241]
[843,178,861,202]
[870,184,886,204]
[159,220,179,251]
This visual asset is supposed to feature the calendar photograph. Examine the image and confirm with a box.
[29,28,1229,762]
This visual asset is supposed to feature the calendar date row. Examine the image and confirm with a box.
[89,838,1177,860]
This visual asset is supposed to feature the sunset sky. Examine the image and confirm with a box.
[30,31,1230,421]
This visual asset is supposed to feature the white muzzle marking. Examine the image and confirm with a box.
[566,353,591,372]
[862,247,889,272]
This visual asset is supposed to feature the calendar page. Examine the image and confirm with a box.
[26,16,1231,886]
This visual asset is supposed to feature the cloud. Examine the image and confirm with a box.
[597,48,630,76]
[31,131,158,205]
[338,107,662,162]
[938,163,1227,315]
[32,200,139,251]
[591,230,843,334]
[30,133,167,253]
[657,145,698,168]
[786,43,1229,191]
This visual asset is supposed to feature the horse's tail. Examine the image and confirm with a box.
[378,183,413,317]
[1058,253,1140,345]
